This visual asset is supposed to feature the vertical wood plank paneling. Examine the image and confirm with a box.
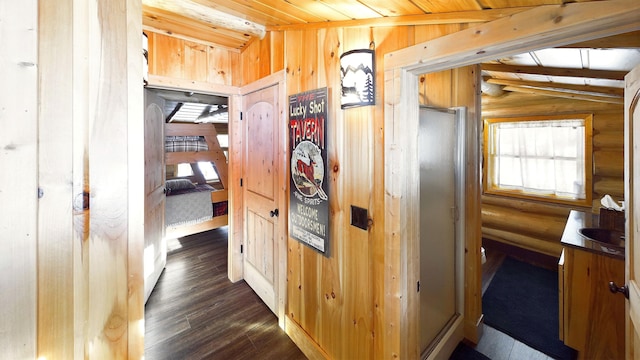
[241,40,261,85]
[126,0,145,357]
[280,24,434,360]
[384,67,403,359]
[317,26,344,357]
[259,34,272,80]
[298,28,320,342]
[231,51,242,87]
[183,41,208,82]
[86,0,132,356]
[285,30,303,328]
[0,1,38,358]
[153,33,184,79]
[38,0,75,358]
[271,31,285,74]
[72,1,90,358]
[148,31,240,86]
[371,26,412,359]
[341,27,375,359]
[208,46,233,86]
[228,94,244,281]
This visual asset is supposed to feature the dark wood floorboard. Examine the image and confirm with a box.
[145,227,307,360]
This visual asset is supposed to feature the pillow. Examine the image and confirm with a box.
[165,178,195,194]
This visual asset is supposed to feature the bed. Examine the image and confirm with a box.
[164,123,229,239]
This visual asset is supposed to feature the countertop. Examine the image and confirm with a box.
[560,210,625,260]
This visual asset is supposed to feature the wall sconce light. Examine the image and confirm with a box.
[340,49,375,109]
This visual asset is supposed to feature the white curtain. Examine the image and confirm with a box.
[490,119,586,199]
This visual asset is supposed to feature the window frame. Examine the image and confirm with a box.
[483,114,593,206]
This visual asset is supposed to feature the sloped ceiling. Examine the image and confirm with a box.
[142,0,640,103]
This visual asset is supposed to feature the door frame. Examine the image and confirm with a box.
[145,76,242,274]
[383,1,640,358]
[236,71,288,327]
[146,71,288,326]
[625,64,640,360]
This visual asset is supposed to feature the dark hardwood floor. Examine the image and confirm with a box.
[145,227,306,360]
[145,228,558,359]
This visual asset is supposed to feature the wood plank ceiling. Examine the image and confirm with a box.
[142,0,640,104]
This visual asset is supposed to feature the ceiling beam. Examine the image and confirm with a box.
[559,31,640,49]
[501,85,624,104]
[142,0,266,39]
[486,78,624,98]
[482,63,628,81]
[385,0,640,73]
[266,7,533,31]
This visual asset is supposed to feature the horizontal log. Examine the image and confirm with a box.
[593,113,624,132]
[486,78,624,98]
[501,86,623,105]
[482,227,563,258]
[482,93,622,117]
[591,195,625,213]
[142,0,266,39]
[481,195,576,217]
[593,177,624,198]
[482,63,627,81]
[593,131,624,150]
[481,203,567,241]
[593,150,624,177]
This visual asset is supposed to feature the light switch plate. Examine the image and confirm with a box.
[351,205,368,230]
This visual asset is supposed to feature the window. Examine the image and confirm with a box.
[483,114,592,205]
[176,163,193,177]
[174,162,219,181]
[197,161,219,181]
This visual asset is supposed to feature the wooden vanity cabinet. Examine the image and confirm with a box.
[558,247,625,359]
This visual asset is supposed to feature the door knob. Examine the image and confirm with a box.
[270,208,279,218]
[608,281,629,299]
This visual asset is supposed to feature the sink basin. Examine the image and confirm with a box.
[578,228,625,246]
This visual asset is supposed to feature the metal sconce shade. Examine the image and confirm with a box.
[340,49,375,109]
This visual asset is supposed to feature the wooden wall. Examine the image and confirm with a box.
[481,92,625,257]
[145,15,626,358]
[147,31,241,86]
[1,2,38,358]
[2,1,144,358]
[236,25,479,359]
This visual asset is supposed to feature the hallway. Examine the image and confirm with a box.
[144,228,305,359]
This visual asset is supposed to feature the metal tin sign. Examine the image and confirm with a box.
[289,87,329,255]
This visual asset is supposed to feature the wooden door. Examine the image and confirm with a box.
[626,64,640,359]
[242,84,280,314]
[143,90,166,303]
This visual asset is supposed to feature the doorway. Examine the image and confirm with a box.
[419,106,466,356]
[383,2,636,358]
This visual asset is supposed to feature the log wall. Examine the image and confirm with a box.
[481,92,625,257]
